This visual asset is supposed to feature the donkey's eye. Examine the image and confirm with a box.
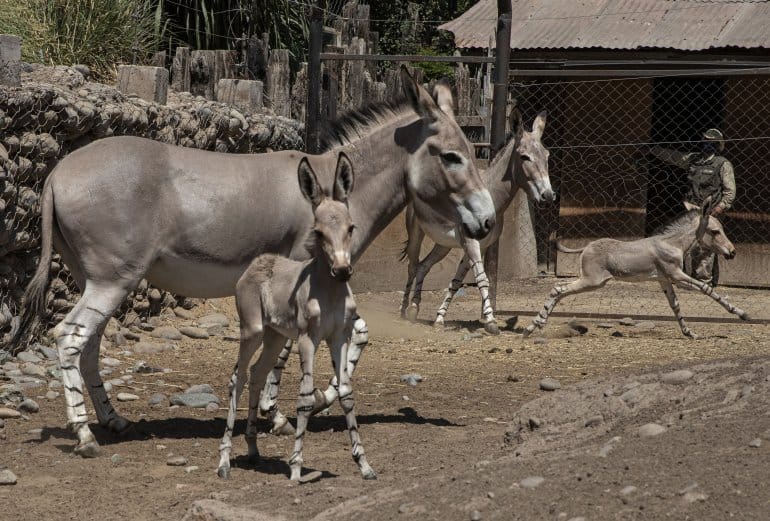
[521,154,532,162]
[440,151,464,166]
[348,224,355,235]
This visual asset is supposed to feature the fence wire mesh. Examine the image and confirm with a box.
[504,72,770,322]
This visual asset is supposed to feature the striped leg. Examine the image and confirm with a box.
[467,239,499,334]
[400,210,425,318]
[259,339,296,436]
[54,284,126,457]
[318,315,368,411]
[658,278,697,338]
[217,327,262,479]
[330,329,376,480]
[244,329,291,461]
[407,245,452,322]
[289,333,319,481]
[668,269,749,320]
[434,254,470,329]
[523,277,607,337]
[81,333,130,435]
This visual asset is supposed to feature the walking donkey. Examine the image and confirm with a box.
[400,104,553,334]
[218,155,375,481]
[12,67,495,457]
[523,199,749,339]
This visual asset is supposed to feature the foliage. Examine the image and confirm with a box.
[364,0,474,80]
[162,0,309,65]
[0,0,166,81]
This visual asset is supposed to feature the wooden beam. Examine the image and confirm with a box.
[319,53,495,63]
[305,0,325,154]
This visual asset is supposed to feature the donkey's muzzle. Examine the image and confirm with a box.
[463,216,495,240]
[725,249,736,260]
[541,188,555,203]
[332,265,353,282]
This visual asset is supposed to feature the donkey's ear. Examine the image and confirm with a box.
[532,110,547,137]
[298,157,323,208]
[701,195,715,216]
[510,107,523,136]
[333,152,355,203]
[400,65,440,122]
[432,78,455,119]
[683,200,698,212]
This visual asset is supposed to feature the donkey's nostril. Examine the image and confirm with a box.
[483,218,493,232]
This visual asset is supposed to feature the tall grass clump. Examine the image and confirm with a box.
[0,0,166,81]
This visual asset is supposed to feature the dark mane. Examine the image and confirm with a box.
[656,209,700,236]
[319,96,411,152]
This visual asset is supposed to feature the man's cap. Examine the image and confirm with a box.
[702,128,725,152]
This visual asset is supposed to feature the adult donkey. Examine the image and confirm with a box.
[400,105,553,334]
[12,67,495,457]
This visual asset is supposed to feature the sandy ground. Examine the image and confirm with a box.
[1,282,769,520]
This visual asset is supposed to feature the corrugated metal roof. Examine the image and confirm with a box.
[439,0,770,50]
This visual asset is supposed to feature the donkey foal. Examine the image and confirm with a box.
[217,154,375,481]
[524,201,749,339]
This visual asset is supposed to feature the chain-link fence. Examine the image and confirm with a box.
[0,64,304,349]
[505,70,770,322]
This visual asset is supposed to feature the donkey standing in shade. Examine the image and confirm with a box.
[523,199,749,339]
[218,154,375,481]
[400,104,553,334]
[12,66,495,457]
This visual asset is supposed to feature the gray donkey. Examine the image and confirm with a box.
[401,105,553,334]
[217,154,375,481]
[523,200,749,338]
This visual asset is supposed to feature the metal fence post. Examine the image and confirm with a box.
[484,0,513,314]
[305,0,326,154]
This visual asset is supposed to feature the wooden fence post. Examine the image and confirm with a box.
[484,0,513,313]
[305,0,325,153]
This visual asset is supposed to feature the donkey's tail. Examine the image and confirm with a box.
[7,175,55,353]
[555,241,585,254]
[398,239,410,262]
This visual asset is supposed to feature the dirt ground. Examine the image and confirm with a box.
[2,280,769,520]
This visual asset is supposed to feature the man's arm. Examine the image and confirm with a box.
[716,161,736,212]
[649,145,693,169]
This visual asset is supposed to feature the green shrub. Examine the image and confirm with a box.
[0,0,165,81]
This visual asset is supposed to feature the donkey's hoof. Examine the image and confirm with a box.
[270,418,296,437]
[311,388,330,416]
[362,468,378,480]
[74,441,102,458]
[433,319,445,330]
[522,326,535,338]
[483,321,500,336]
[106,416,133,436]
[685,332,700,340]
[406,304,419,323]
[740,312,750,321]
[217,465,231,480]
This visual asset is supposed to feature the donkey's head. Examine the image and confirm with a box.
[298,153,356,282]
[511,108,554,203]
[400,67,495,240]
[685,199,736,260]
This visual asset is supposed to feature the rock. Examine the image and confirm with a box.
[539,378,561,391]
[620,485,637,496]
[170,393,219,408]
[173,307,196,320]
[122,329,141,341]
[183,499,286,521]
[0,407,21,419]
[185,384,215,395]
[205,402,219,413]
[533,337,547,345]
[507,375,520,382]
[133,342,173,355]
[196,313,229,329]
[148,393,167,407]
[18,399,39,413]
[637,423,666,437]
[400,373,423,386]
[16,351,42,363]
[167,455,188,466]
[150,326,182,341]
[470,510,482,521]
[619,317,636,326]
[101,357,121,367]
[117,393,139,402]
[519,476,545,489]
[111,454,123,465]
[45,390,59,400]
[597,322,614,328]
[611,331,624,338]
[661,369,693,385]
[37,346,58,360]
[584,415,603,428]
[682,491,708,503]
[134,361,162,374]
[749,438,761,448]
[104,382,113,393]
[21,363,46,378]
[179,326,209,339]
[462,332,483,341]
[0,469,17,485]
[184,465,199,474]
